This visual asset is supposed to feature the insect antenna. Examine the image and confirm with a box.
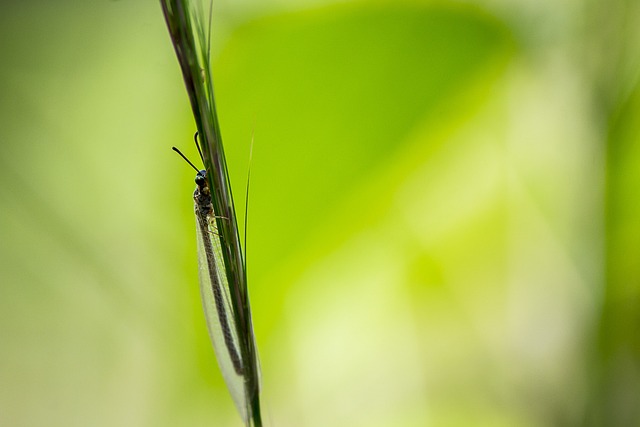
[172,146,201,173]
[194,131,206,165]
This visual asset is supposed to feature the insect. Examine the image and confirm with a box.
[173,133,250,422]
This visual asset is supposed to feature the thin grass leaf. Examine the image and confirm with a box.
[160,1,262,425]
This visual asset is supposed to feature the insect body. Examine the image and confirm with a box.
[173,145,248,420]
[193,168,243,375]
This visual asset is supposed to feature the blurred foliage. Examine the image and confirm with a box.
[0,0,639,426]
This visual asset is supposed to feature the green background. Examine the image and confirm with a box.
[1,0,639,426]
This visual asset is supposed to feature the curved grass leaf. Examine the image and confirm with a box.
[160,1,262,425]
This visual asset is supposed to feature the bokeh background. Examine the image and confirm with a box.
[1,0,639,426]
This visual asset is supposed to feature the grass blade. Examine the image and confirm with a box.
[160,1,262,425]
